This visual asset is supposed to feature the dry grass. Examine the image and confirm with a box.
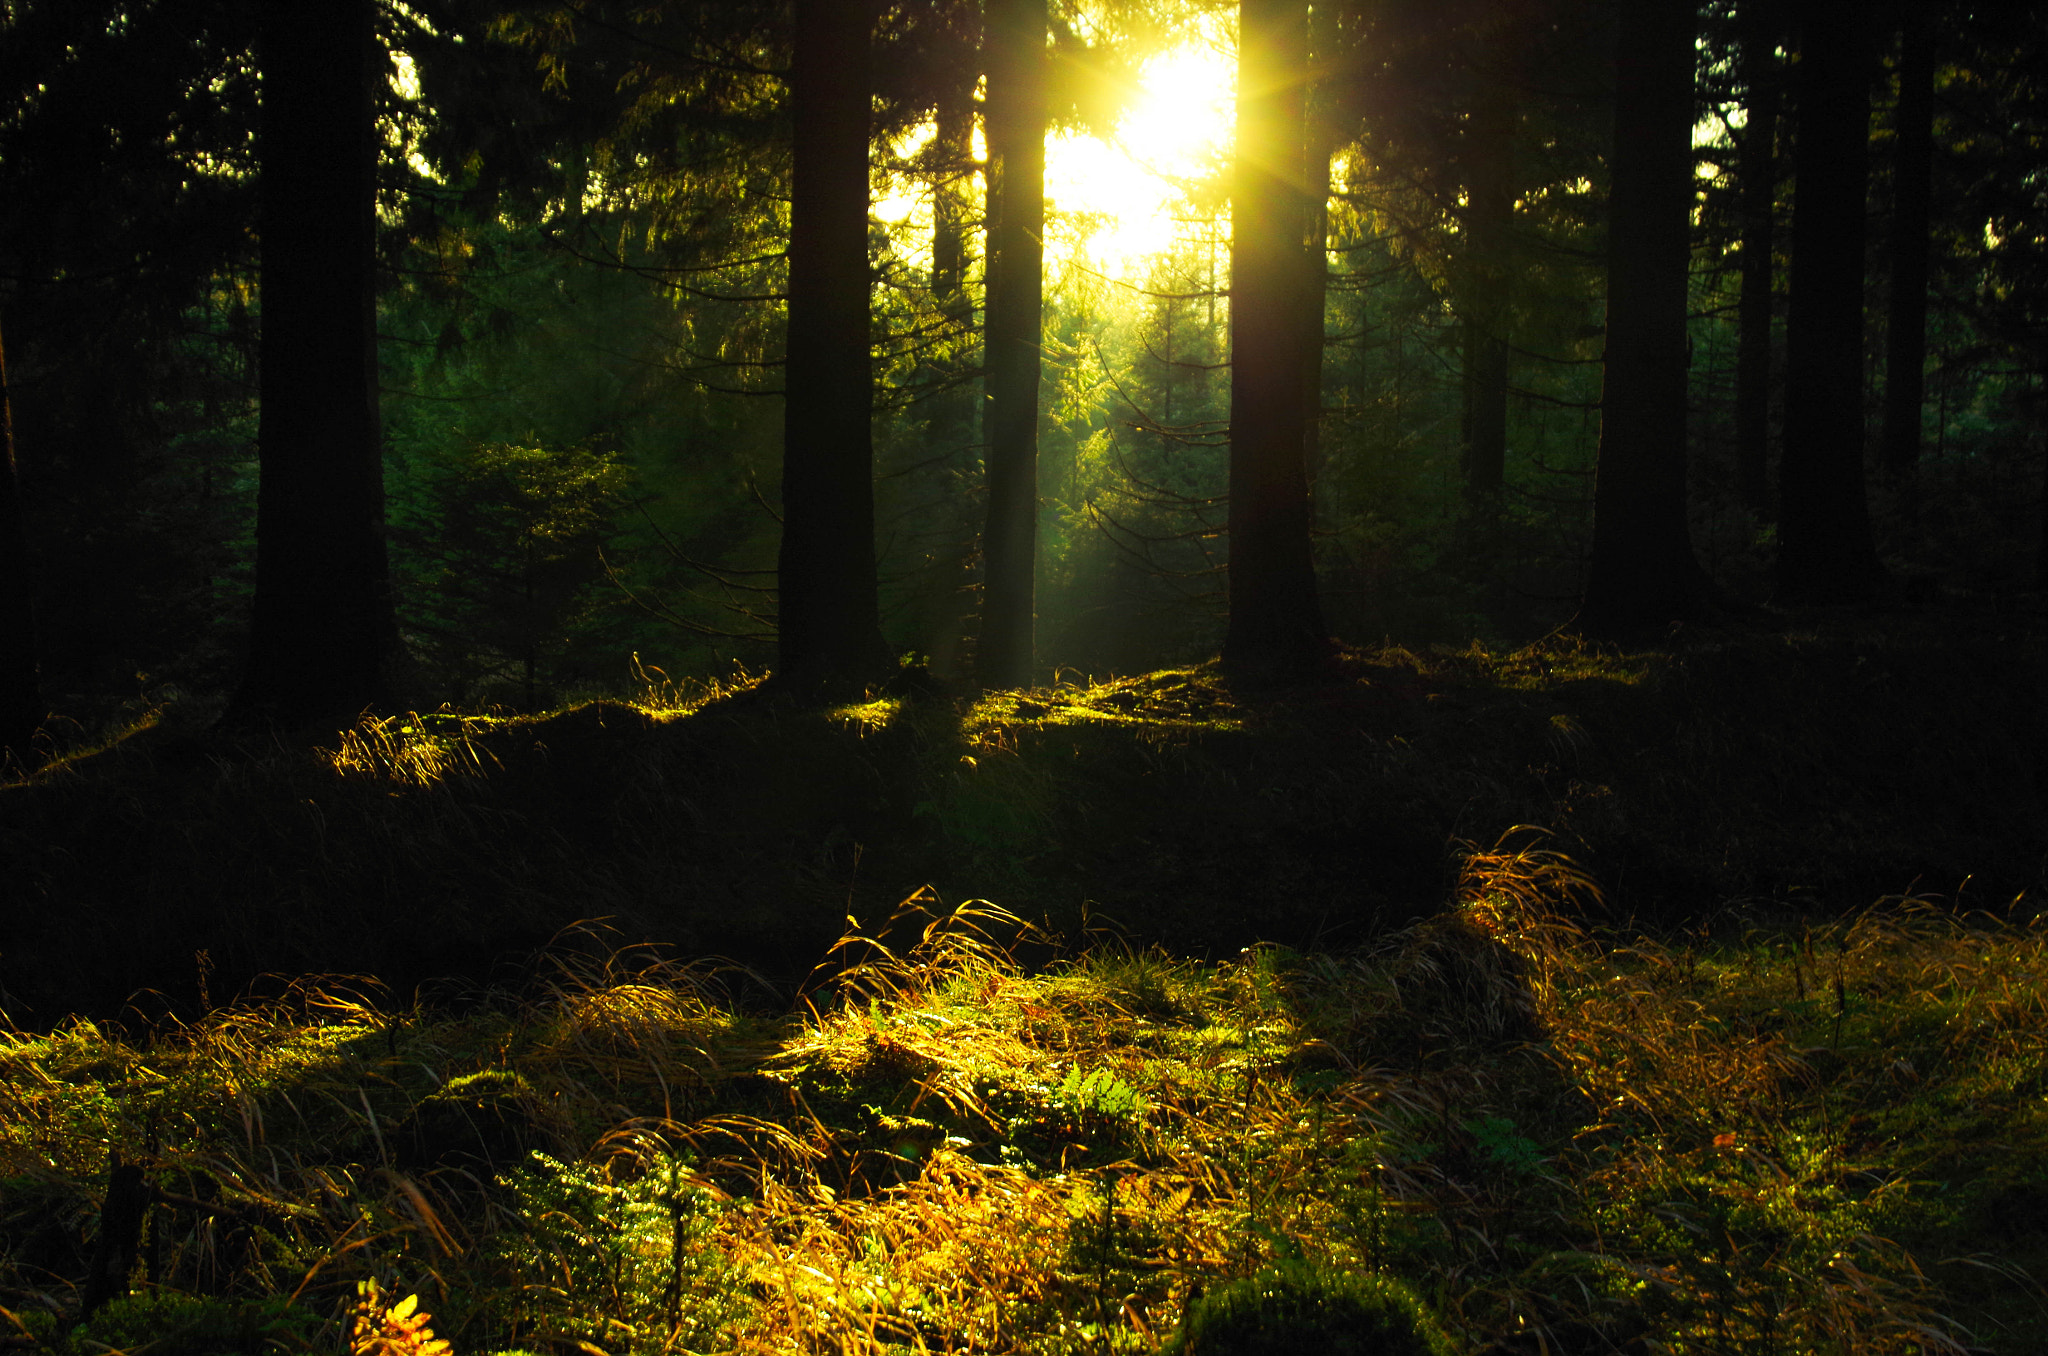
[3,841,2043,1353]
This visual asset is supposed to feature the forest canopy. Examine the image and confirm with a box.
[2,0,2045,744]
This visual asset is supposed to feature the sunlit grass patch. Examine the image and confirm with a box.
[5,866,2043,1352]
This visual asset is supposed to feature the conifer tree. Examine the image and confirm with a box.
[1223,0,1330,682]
[0,313,41,767]
[977,0,1048,690]
[776,0,893,695]
[230,0,396,725]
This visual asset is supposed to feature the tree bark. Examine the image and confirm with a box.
[1880,0,1935,482]
[976,0,1047,691]
[777,0,892,696]
[232,0,395,726]
[1459,83,1513,502]
[1735,0,1783,514]
[1302,80,1334,488]
[1576,0,1704,636]
[0,311,42,768]
[1222,0,1330,683]
[1776,0,1883,602]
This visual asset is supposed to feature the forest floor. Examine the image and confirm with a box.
[1,610,2045,1351]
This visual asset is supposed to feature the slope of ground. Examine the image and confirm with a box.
[1,612,2040,1023]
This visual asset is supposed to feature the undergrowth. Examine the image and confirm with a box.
[3,833,2043,1353]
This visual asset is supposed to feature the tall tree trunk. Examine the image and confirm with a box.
[0,311,42,768]
[1459,83,1513,502]
[931,74,975,321]
[1577,0,1704,635]
[1735,0,1782,514]
[1302,78,1334,488]
[1777,0,1883,602]
[1223,0,1329,683]
[919,64,979,677]
[976,0,1046,690]
[1880,0,1935,481]
[777,0,891,695]
[233,0,394,725]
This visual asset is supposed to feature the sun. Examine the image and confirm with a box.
[871,31,1237,289]
[1044,36,1237,281]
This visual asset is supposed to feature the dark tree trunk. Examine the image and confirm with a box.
[1459,84,1513,501]
[1735,0,1783,514]
[918,65,979,676]
[777,0,891,696]
[1223,0,1330,683]
[976,0,1046,691]
[1576,0,1704,636]
[1880,0,1935,481]
[931,75,974,320]
[232,0,395,726]
[1776,0,1883,602]
[0,311,42,768]
[1302,88,1334,487]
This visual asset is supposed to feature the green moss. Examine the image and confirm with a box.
[1166,1261,1454,1356]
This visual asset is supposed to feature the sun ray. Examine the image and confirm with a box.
[1045,33,1237,280]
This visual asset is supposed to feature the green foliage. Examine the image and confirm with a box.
[481,1149,745,1355]
[63,1293,317,1356]
[1166,1261,1453,1356]
[1461,1115,1544,1177]
[397,439,634,709]
[1056,1064,1144,1124]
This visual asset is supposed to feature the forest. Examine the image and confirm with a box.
[2,0,2048,1352]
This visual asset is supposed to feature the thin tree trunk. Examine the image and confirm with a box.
[919,66,979,676]
[1735,0,1782,514]
[1777,0,1883,602]
[1223,0,1329,683]
[1881,0,1935,481]
[931,75,974,320]
[777,0,892,695]
[1577,0,1703,635]
[976,0,1046,690]
[1302,82,1334,488]
[0,310,41,768]
[232,0,394,725]
[1460,84,1513,502]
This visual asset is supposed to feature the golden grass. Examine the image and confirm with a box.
[3,850,2042,1353]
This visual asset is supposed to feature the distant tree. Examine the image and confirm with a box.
[776,0,894,695]
[1880,0,1937,482]
[1,312,41,768]
[229,0,397,724]
[1223,0,1331,682]
[401,441,630,711]
[1576,0,1704,634]
[1776,0,1883,602]
[976,0,1048,690]
[1733,0,1784,514]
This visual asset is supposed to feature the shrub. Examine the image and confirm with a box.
[66,1293,316,1356]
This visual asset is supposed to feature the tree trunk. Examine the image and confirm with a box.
[918,65,979,677]
[976,0,1046,691]
[1302,80,1334,488]
[1222,0,1330,683]
[0,311,42,768]
[777,0,892,696]
[232,0,395,725]
[1777,0,1883,602]
[1576,0,1704,636]
[1735,0,1782,514]
[1459,84,1513,502]
[1880,0,1935,482]
[931,74,975,320]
